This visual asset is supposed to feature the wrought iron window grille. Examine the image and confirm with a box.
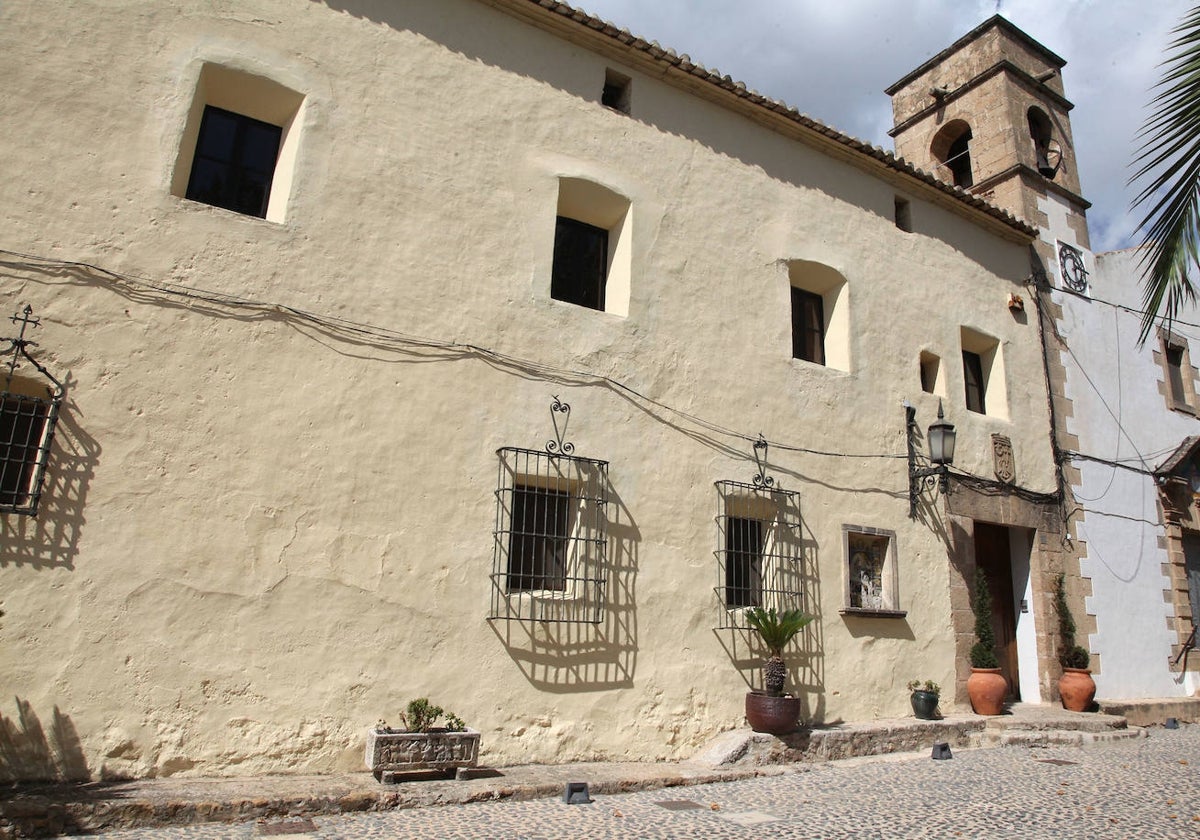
[490,398,609,625]
[714,438,806,630]
[1,306,64,517]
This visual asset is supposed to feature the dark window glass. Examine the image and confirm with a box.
[0,394,49,509]
[552,217,608,311]
[920,356,939,394]
[947,130,973,188]
[791,287,825,365]
[963,350,986,414]
[1167,345,1188,406]
[186,106,282,218]
[506,484,571,591]
[725,517,764,608]
[602,69,631,113]
[602,81,623,108]
[894,197,912,232]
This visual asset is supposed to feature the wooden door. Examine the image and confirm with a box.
[974,522,1020,701]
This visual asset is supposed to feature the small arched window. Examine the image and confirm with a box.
[931,120,973,189]
[1027,106,1060,179]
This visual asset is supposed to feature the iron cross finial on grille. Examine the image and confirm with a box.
[2,305,63,397]
[752,433,775,488]
[4,305,41,381]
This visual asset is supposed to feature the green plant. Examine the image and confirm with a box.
[1055,573,1091,670]
[906,679,940,695]
[970,573,1000,669]
[1130,7,1200,343]
[387,698,468,733]
[744,606,815,696]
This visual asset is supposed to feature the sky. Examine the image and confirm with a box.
[571,0,1192,253]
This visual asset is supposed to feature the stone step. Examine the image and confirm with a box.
[978,726,1147,748]
[693,706,1142,769]
[981,710,1129,734]
[1097,697,1200,727]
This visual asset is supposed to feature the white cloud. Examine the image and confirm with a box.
[574,0,1192,252]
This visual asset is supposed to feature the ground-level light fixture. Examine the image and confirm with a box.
[907,400,957,518]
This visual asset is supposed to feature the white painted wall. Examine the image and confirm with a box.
[1010,527,1042,703]
[1045,201,1200,697]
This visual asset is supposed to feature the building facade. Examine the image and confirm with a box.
[889,15,1200,708]
[1,2,1064,779]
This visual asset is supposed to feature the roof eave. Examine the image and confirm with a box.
[482,0,1036,242]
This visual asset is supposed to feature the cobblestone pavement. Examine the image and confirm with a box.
[75,727,1200,839]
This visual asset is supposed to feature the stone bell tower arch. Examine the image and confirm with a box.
[885,14,1091,272]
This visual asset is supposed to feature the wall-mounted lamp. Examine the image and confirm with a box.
[907,401,957,518]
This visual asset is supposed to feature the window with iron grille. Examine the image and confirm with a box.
[491,447,609,624]
[1,306,63,519]
[714,480,805,629]
[0,390,56,514]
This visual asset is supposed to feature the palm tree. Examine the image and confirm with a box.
[1131,6,1200,343]
[744,606,814,696]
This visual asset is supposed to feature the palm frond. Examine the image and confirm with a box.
[1131,5,1200,343]
[744,606,815,655]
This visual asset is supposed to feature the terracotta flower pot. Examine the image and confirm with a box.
[966,667,1007,715]
[1058,667,1096,712]
[745,692,801,735]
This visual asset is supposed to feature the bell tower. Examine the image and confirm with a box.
[886,15,1091,276]
[887,16,1102,703]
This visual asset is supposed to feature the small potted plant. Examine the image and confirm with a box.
[366,698,480,782]
[906,679,940,720]
[743,606,815,735]
[1055,573,1096,712]
[965,572,1006,715]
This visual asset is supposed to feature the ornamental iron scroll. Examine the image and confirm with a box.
[752,434,774,488]
[546,395,574,455]
[491,396,609,624]
[1,305,65,517]
[906,402,955,519]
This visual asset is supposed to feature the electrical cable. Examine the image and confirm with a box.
[0,246,907,462]
[1056,279,1200,337]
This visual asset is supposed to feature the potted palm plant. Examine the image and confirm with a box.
[366,698,480,782]
[965,572,1006,715]
[1055,573,1096,712]
[906,679,941,720]
[743,606,814,735]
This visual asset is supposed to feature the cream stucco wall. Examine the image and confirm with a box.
[0,0,1055,779]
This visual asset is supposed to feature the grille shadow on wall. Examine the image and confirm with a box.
[1,392,97,571]
[488,399,637,691]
